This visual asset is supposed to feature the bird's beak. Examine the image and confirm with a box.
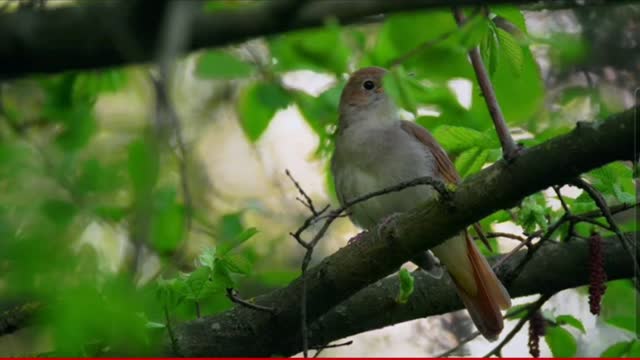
[375,87,384,94]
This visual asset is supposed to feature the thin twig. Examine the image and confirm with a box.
[0,301,43,336]
[437,331,481,357]
[311,340,353,357]
[286,170,450,358]
[453,7,519,160]
[571,178,640,288]
[482,232,528,243]
[226,288,276,314]
[483,293,553,358]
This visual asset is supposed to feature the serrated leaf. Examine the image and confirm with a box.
[396,268,415,304]
[545,325,577,358]
[196,50,254,79]
[556,315,586,334]
[480,23,500,76]
[237,82,291,142]
[496,27,524,77]
[433,126,499,153]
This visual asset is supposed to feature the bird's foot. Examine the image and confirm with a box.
[376,212,403,240]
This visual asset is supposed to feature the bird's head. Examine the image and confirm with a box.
[338,66,397,129]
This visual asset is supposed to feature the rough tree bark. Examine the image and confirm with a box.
[0,0,625,79]
[169,107,639,356]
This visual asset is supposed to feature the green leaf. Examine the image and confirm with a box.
[294,85,341,156]
[601,341,633,357]
[41,199,77,227]
[383,67,418,114]
[545,325,577,358]
[150,188,184,254]
[371,10,473,80]
[496,27,524,76]
[433,126,499,153]
[220,254,252,275]
[198,247,217,270]
[504,302,534,319]
[555,315,586,334]
[213,260,235,288]
[517,194,549,233]
[600,280,640,333]
[55,107,97,150]
[237,82,291,142]
[269,22,350,74]
[493,6,528,33]
[73,69,128,103]
[480,22,500,76]
[127,137,159,195]
[396,268,415,304]
[196,50,254,79]
[454,147,493,178]
[218,227,258,255]
[185,267,213,301]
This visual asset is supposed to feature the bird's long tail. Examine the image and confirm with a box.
[431,231,511,341]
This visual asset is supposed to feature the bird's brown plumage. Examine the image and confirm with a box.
[333,67,511,340]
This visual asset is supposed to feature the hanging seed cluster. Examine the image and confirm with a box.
[588,233,607,315]
[528,310,546,358]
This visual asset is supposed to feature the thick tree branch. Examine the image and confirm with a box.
[0,0,625,79]
[170,107,638,356]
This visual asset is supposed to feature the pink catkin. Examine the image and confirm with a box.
[588,233,607,315]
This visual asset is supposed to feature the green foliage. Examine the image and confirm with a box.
[601,280,638,334]
[601,340,640,357]
[517,193,550,233]
[196,50,255,79]
[269,22,350,75]
[545,325,578,357]
[237,82,292,142]
[555,315,586,334]
[396,268,415,304]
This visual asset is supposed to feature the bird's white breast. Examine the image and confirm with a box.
[332,121,441,229]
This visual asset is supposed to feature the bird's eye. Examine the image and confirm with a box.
[362,80,375,90]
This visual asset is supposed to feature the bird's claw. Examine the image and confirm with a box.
[376,213,403,240]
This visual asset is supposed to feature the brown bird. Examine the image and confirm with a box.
[331,66,511,340]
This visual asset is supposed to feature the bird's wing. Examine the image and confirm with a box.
[399,120,493,250]
[399,120,460,185]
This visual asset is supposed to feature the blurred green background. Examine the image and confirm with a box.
[0,0,637,357]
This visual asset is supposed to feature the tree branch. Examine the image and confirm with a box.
[169,106,638,356]
[0,0,625,79]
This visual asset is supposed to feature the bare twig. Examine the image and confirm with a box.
[483,232,528,243]
[311,340,353,357]
[437,331,481,357]
[483,293,553,358]
[226,288,275,314]
[286,170,449,357]
[452,7,519,160]
[0,301,43,336]
[571,177,640,288]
